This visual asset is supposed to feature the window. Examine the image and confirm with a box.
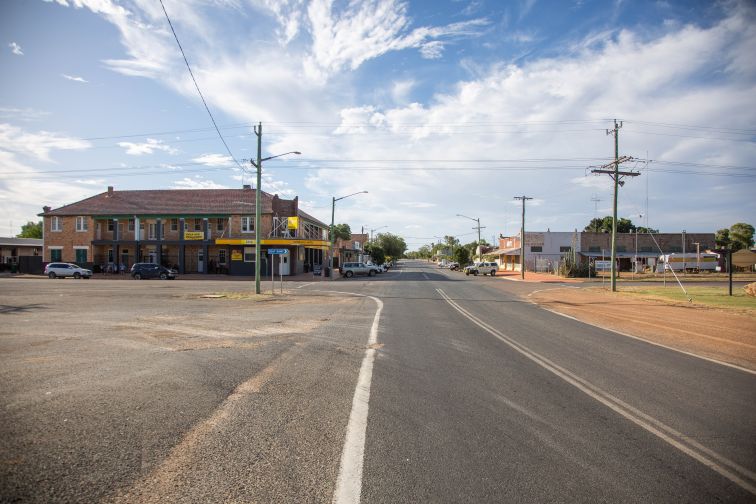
[51,217,62,232]
[617,246,627,252]
[559,246,572,253]
[530,246,542,252]
[588,246,601,252]
[241,216,254,233]
[128,219,135,231]
[50,249,62,261]
[640,246,652,252]
[354,241,361,250]
[243,247,255,262]
[75,249,87,264]
[194,219,202,231]
[75,216,88,232]
[216,218,225,231]
[669,246,682,252]
[108,249,114,263]
[108,220,114,231]
[218,249,227,264]
[171,219,178,231]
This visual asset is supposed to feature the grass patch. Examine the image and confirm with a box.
[619,285,756,312]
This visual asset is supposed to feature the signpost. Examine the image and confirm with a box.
[267,249,287,294]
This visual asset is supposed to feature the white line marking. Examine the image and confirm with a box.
[527,297,756,376]
[422,273,430,280]
[326,291,384,504]
[436,288,756,495]
[296,282,315,289]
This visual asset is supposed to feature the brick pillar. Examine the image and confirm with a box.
[179,218,185,274]
[203,218,209,274]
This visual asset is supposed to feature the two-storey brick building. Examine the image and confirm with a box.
[40,186,329,276]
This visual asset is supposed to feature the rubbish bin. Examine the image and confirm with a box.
[10,263,18,274]
[324,266,330,278]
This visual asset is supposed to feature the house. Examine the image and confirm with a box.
[334,233,369,267]
[490,231,579,272]
[39,186,330,276]
[0,237,43,273]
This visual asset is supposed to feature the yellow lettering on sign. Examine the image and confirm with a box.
[231,250,243,261]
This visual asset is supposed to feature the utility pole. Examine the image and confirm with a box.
[590,120,639,292]
[253,122,262,295]
[591,194,602,219]
[456,214,486,262]
[514,196,533,280]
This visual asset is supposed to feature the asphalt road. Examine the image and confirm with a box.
[1,262,754,502]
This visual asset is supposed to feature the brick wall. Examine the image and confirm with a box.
[44,215,95,262]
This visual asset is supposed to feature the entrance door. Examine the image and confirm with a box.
[279,251,290,275]
[198,249,204,273]
[148,250,157,264]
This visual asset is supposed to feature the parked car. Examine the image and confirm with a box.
[130,263,177,280]
[448,262,459,271]
[339,262,380,278]
[45,262,92,279]
[464,261,498,276]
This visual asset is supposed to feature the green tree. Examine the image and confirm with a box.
[332,223,351,241]
[364,243,385,265]
[417,245,432,259]
[584,216,637,233]
[453,246,471,265]
[729,223,754,251]
[715,228,731,248]
[17,220,42,239]
[376,233,407,259]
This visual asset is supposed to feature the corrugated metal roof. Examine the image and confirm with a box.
[0,237,43,247]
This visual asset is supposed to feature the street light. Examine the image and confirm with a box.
[370,225,388,243]
[329,191,368,280]
[249,122,301,294]
[457,214,484,262]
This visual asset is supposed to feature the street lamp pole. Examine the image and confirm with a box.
[457,214,485,262]
[370,226,387,243]
[329,191,368,280]
[249,122,300,294]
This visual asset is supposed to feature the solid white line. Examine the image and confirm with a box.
[422,273,429,280]
[436,288,756,495]
[296,282,315,289]
[331,293,384,504]
[528,297,756,376]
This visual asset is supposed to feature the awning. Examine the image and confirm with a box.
[487,247,521,256]
[579,252,660,258]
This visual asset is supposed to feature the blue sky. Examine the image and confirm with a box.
[1,0,754,249]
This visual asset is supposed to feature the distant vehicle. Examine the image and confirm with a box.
[657,253,719,272]
[130,263,177,280]
[448,262,459,270]
[339,262,380,278]
[465,261,498,276]
[45,262,92,279]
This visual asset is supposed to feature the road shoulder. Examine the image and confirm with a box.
[528,286,756,372]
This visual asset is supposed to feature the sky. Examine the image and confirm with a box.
[1,0,754,250]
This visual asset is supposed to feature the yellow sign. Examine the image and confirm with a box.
[287,216,299,230]
[184,231,204,240]
[231,250,243,261]
[216,238,330,247]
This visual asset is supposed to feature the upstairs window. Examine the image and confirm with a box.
[241,216,254,233]
[559,246,572,253]
[128,219,135,231]
[194,219,202,231]
[75,216,88,232]
[108,220,114,231]
[51,217,62,232]
[588,246,601,252]
[216,218,225,231]
[171,219,178,231]
[530,246,543,252]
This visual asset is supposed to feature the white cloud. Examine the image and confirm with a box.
[0,123,91,162]
[420,41,444,59]
[62,73,89,83]
[9,42,23,56]
[0,108,51,122]
[192,153,233,166]
[400,201,436,208]
[172,176,228,189]
[117,138,178,155]
[391,79,415,104]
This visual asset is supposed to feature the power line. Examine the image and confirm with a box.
[159,0,245,173]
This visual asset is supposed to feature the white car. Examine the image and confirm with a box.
[464,261,498,276]
[45,262,92,279]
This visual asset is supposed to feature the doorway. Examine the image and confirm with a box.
[198,249,204,273]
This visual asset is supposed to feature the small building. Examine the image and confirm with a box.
[491,231,579,272]
[335,233,369,266]
[39,186,330,276]
[0,237,43,273]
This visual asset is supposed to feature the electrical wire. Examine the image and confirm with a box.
[159,0,246,173]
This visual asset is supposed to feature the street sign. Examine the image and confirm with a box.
[267,248,288,255]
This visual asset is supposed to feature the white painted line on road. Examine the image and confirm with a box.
[528,297,756,376]
[296,282,315,289]
[326,291,384,504]
[422,273,430,280]
[436,288,756,495]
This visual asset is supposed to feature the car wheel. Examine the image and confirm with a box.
[134,273,142,280]
[368,270,375,277]
[345,271,354,278]
[160,273,167,280]
[473,271,478,276]
[465,271,469,276]
[491,270,496,276]
[48,272,56,279]
[73,272,81,279]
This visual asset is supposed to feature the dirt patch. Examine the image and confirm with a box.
[530,287,756,371]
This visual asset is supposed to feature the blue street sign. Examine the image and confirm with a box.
[267,248,288,255]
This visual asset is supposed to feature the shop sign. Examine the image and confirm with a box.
[287,216,299,229]
[231,250,243,261]
[184,231,204,240]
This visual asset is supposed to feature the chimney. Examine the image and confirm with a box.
[107,186,114,195]
[243,184,251,190]
[43,206,51,213]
